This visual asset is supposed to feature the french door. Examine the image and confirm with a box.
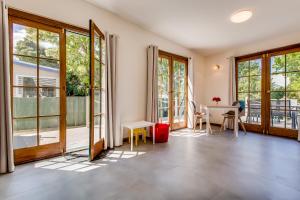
[236,47,300,138]
[9,17,65,164]
[89,20,105,161]
[158,51,188,130]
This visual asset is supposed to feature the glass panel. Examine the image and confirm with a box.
[101,38,106,65]
[94,34,100,60]
[39,30,59,59]
[101,63,105,89]
[13,56,37,87]
[238,61,249,77]
[250,75,261,92]
[13,118,37,149]
[238,77,249,92]
[39,58,60,87]
[286,110,299,130]
[249,92,261,125]
[13,24,37,57]
[250,59,261,76]
[39,116,60,145]
[39,88,60,116]
[286,91,300,111]
[94,115,101,144]
[286,72,300,91]
[270,109,285,128]
[271,74,285,91]
[94,59,101,88]
[286,52,300,72]
[94,89,101,115]
[271,55,285,74]
[158,57,170,123]
[13,87,37,118]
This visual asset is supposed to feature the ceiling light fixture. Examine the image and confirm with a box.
[230,9,253,23]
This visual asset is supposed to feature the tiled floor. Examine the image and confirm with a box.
[1,128,300,200]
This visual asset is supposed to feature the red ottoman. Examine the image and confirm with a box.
[151,123,170,143]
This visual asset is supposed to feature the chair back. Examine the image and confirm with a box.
[232,100,245,114]
[191,101,197,114]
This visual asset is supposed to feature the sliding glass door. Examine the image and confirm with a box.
[236,48,300,138]
[158,51,188,130]
[10,17,65,164]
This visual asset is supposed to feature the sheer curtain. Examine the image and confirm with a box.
[0,0,14,174]
[104,33,121,149]
[146,45,159,123]
[229,56,237,104]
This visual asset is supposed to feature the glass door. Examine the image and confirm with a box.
[236,57,265,133]
[171,59,188,130]
[10,17,65,164]
[89,20,105,161]
[158,51,188,130]
[267,50,300,137]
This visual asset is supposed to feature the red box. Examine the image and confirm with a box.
[151,123,170,143]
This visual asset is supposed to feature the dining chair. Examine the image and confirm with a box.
[220,101,247,133]
[191,101,208,132]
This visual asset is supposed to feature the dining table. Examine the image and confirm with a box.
[205,104,240,137]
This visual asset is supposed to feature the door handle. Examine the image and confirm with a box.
[266,90,270,94]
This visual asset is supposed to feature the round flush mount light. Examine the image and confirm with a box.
[230,9,253,23]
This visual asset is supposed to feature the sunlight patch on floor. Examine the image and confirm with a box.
[34,150,146,173]
[170,129,207,137]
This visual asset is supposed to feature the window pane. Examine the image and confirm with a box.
[39,58,60,87]
[270,96,286,110]
[94,59,101,88]
[250,76,261,92]
[286,110,299,130]
[250,59,261,76]
[270,109,285,128]
[13,118,37,149]
[39,88,60,116]
[286,72,300,91]
[101,38,106,64]
[39,30,59,59]
[238,61,249,77]
[238,77,249,92]
[271,55,285,74]
[13,56,37,87]
[94,115,101,144]
[94,34,100,60]
[13,24,37,57]
[94,89,101,114]
[286,52,300,72]
[271,74,285,91]
[286,91,300,110]
[13,87,37,118]
[39,116,60,145]
[249,92,261,125]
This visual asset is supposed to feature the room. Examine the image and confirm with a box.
[0,0,299,199]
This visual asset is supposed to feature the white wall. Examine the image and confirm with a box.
[202,31,300,123]
[7,0,205,135]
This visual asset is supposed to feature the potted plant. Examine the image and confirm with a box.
[212,97,221,105]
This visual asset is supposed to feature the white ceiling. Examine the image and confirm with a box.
[86,0,300,55]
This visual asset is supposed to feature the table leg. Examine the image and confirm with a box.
[234,108,238,137]
[152,125,155,144]
[131,128,133,151]
[206,108,210,135]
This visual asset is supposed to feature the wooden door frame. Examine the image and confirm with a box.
[89,19,105,161]
[235,44,300,139]
[8,8,91,164]
[9,16,66,164]
[158,50,188,130]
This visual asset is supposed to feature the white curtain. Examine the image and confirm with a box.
[146,45,159,123]
[104,33,120,149]
[229,56,236,104]
[0,0,14,174]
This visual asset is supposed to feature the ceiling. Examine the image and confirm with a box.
[86,0,300,55]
